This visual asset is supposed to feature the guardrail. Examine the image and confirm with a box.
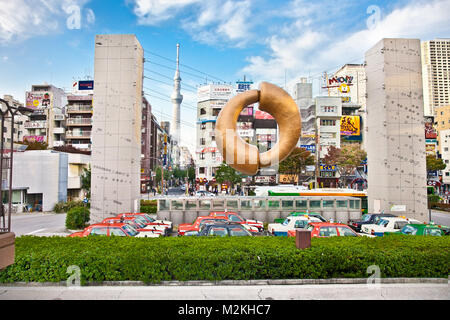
[157,196,362,225]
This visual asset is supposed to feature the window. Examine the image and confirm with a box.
[320,119,336,126]
[109,228,127,236]
[229,228,251,236]
[209,227,228,237]
[337,226,357,237]
[401,225,417,235]
[201,123,206,130]
[319,227,338,237]
[199,153,205,160]
[229,214,243,222]
[199,167,205,174]
[90,227,107,236]
[424,228,442,236]
[294,220,308,228]
[394,221,408,229]
[200,108,206,115]
[200,138,205,145]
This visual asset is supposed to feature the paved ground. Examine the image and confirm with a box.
[0,283,448,300]
[430,210,450,226]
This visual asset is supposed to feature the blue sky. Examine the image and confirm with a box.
[0,0,449,152]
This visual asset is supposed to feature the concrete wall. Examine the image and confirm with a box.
[91,34,143,222]
[366,38,428,221]
[12,150,67,211]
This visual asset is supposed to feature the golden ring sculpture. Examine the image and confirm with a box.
[215,82,301,175]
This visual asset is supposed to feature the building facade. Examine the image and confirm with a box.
[24,84,67,148]
[1,94,27,144]
[196,84,233,187]
[91,34,144,222]
[366,38,427,221]
[65,94,93,152]
[421,39,450,117]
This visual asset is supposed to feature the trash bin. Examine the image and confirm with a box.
[0,232,15,269]
[295,229,311,249]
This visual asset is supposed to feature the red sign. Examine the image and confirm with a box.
[255,110,274,120]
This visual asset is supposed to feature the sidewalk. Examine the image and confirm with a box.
[0,283,448,300]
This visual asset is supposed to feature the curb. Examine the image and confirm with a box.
[0,278,448,287]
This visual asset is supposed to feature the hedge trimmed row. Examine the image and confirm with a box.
[0,236,448,284]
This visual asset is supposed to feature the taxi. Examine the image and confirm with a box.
[361,216,421,236]
[268,215,322,236]
[209,211,264,232]
[68,223,159,238]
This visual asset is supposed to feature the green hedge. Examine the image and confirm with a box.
[1,236,448,284]
[65,207,90,230]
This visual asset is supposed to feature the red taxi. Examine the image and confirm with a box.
[68,223,156,238]
[177,216,229,236]
[287,222,359,237]
[209,211,264,232]
[102,217,164,236]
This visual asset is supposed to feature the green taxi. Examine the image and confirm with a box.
[384,223,448,236]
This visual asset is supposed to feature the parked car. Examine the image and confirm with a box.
[273,212,327,224]
[195,190,215,197]
[361,216,421,236]
[118,213,172,233]
[268,215,322,236]
[102,217,165,236]
[178,216,229,236]
[198,222,253,237]
[289,222,362,237]
[68,223,159,238]
[384,223,448,236]
[209,211,264,232]
[349,213,397,232]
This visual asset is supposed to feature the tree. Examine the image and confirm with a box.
[322,144,367,184]
[81,165,91,199]
[278,147,315,185]
[215,163,243,187]
[17,140,48,150]
[426,155,446,172]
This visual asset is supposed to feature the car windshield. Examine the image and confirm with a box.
[377,219,389,227]
[133,216,149,225]
[401,225,417,235]
[143,214,155,222]
[229,228,251,236]
[282,218,290,226]
[122,224,138,236]
[373,216,381,224]
[362,214,371,222]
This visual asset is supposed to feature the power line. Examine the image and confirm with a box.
[143,76,197,94]
[143,86,198,111]
[144,68,199,91]
[145,50,227,83]
[146,60,208,82]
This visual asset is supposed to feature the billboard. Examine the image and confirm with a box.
[197,84,233,102]
[425,117,437,139]
[319,164,337,171]
[78,80,94,91]
[23,135,45,143]
[279,174,298,184]
[240,106,254,116]
[340,116,360,136]
[25,92,52,110]
[255,110,274,120]
[300,144,316,153]
[426,144,436,155]
[236,81,253,93]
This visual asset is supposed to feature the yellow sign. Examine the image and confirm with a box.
[338,83,350,93]
[33,100,40,107]
[279,174,298,184]
[340,116,360,136]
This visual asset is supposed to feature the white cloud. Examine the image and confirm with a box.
[131,0,253,46]
[241,0,450,86]
[0,0,94,44]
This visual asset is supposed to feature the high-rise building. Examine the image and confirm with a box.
[434,105,450,155]
[439,129,450,189]
[421,39,450,116]
[91,34,143,222]
[24,84,67,148]
[1,95,27,144]
[196,83,233,189]
[141,97,152,193]
[366,38,427,221]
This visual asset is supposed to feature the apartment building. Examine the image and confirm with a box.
[65,94,93,151]
[421,39,450,116]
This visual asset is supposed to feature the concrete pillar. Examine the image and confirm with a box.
[91,34,143,222]
[365,38,428,221]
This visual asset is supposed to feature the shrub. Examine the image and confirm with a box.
[0,236,448,284]
[53,200,87,213]
[140,200,157,207]
[140,205,157,214]
[65,207,90,230]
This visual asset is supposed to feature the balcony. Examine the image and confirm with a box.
[66,118,92,126]
[67,105,93,113]
[53,141,65,147]
[66,130,91,139]
[53,127,65,134]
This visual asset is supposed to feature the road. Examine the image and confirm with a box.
[430,210,450,226]
[0,283,447,300]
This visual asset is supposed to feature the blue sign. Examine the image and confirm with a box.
[300,145,316,153]
[236,81,253,92]
[320,164,337,172]
[83,198,88,203]
[163,154,167,166]
[78,80,94,91]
